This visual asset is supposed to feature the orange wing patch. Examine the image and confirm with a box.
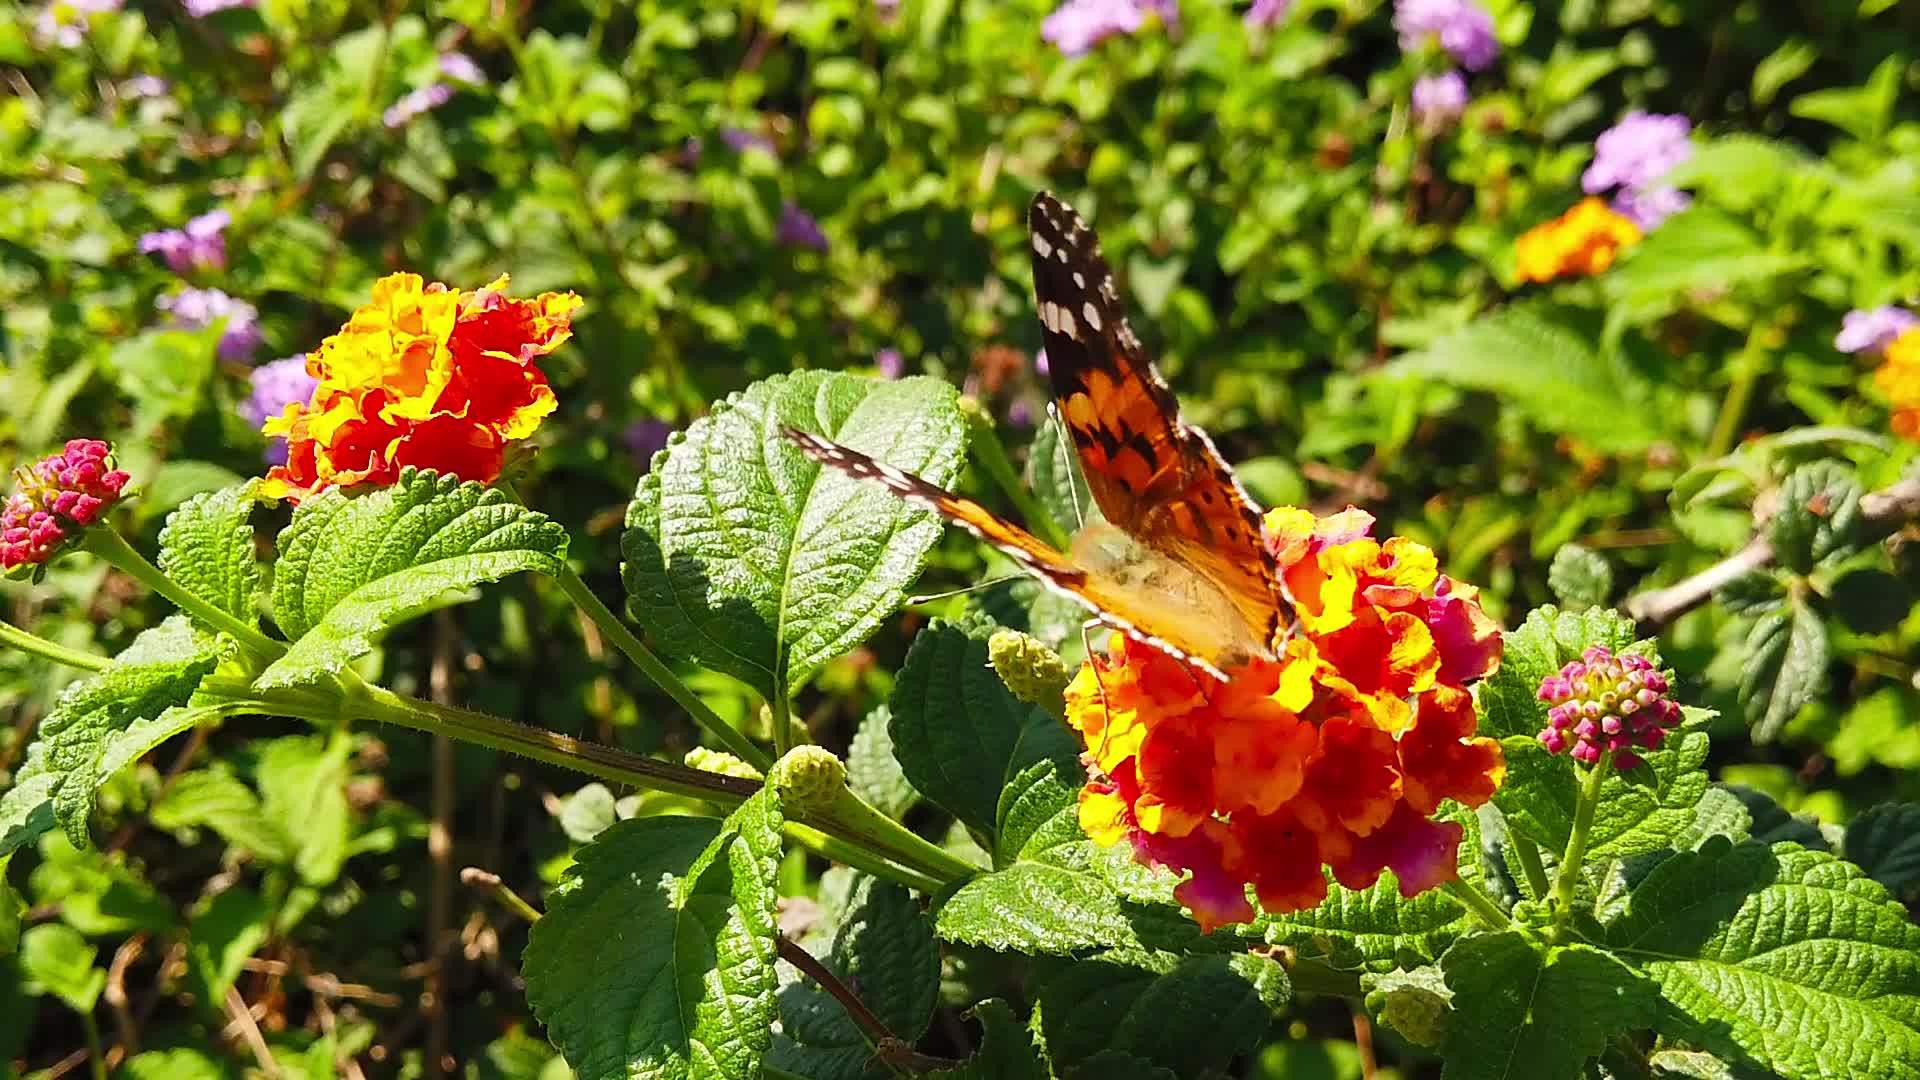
[1029,192,1289,650]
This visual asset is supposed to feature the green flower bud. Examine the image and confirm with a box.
[988,629,1069,721]
[1363,967,1453,1048]
[684,747,763,782]
[769,745,847,811]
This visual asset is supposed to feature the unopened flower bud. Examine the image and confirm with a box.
[988,629,1069,721]
[3,440,131,574]
[683,747,763,782]
[1535,645,1683,768]
[768,745,846,811]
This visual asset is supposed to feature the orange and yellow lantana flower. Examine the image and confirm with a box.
[260,273,582,501]
[1515,197,1641,284]
[1877,328,1920,442]
[1068,507,1505,932]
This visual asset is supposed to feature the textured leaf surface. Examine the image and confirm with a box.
[29,618,220,849]
[1477,605,1640,740]
[890,613,1077,840]
[524,789,783,1080]
[768,875,940,1079]
[621,372,965,698]
[1546,545,1612,610]
[1032,950,1288,1075]
[1606,838,1920,1080]
[1384,306,1660,452]
[259,469,568,688]
[845,705,919,822]
[1496,729,1709,866]
[1846,803,1920,897]
[994,759,1082,868]
[157,480,262,627]
[1026,414,1095,537]
[926,1000,1047,1080]
[1764,460,1864,574]
[1738,598,1828,742]
[1438,932,1655,1080]
[1258,805,1484,970]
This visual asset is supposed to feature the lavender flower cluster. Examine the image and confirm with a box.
[1582,112,1694,229]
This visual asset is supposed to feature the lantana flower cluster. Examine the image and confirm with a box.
[1067,507,1505,931]
[2,440,130,571]
[1535,646,1681,767]
[1582,112,1693,230]
[1515,197,1641,284]
[1876,327,1920,442]
[260,273,582,502]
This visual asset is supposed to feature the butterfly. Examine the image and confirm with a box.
[782,192,1290,679]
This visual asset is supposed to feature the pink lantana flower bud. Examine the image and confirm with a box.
[1535,645,1682,768]
[1,440,132,573]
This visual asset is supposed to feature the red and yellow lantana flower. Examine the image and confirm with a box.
[261,273,582,501]
[1068,507,1505,931]
[1515,197,1641,284]
[1877,328,1920,442]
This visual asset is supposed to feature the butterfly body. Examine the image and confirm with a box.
[784,192,1291,678]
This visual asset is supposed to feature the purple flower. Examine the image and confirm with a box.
[1611,186,1691,230]
[383,83,454,129]
[1582,112,1693,195]
[182,0,253,14]
[241,356,319,464]
[1393,0,1498,72]
[777,203,829,252]
[722,127,776,157]
[438,52,487,86]
[139,209,229,275]
[1836,306,1919,356]
[875,348,905,379]
[1412,70,1468,130]
[121,75,170,98]
[624,419,675,473]
[1042,0,1146,56]
[35,0,121,48]
[157,287,262,361]
[1243,0,1290,28]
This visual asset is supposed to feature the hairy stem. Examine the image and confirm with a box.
[83,527,285,662]
[0,618,110,672]
[1442,877,1513,931]
[1552,751,1613,931]
[816,785,981,886]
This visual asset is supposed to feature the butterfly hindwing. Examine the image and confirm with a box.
[1027,192,1290,648]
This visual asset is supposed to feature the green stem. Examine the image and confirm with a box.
[81,1011,106,1080]
[1552,751,1613,927]
[785,821,944,895]
[770,690,794,759]
[817,787,979,886]
[963,400,1071,550]
[1705,327,1770,458]
[82,527,285,662]
[1442,877,1512,931]
[0,618,110,672]
[1508,832,1552,900]
[462,868,544,924]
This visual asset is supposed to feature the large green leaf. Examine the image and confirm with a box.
[1496,729,1710,869]
[157,480,262,628]
[889,613,1077,840]
[1381,305,1661,452]
[1032,950,1288,1076]
[19,923,105,1013]
[1738,598,1828,742]
[524,788,784,1080]
[621,371,965,699]
[767,875,941,1079]
[1606,839,1920,1080]
[926,1000,1047,1080]
[186,887,272,1005]
[1603,208,1807,305]
[258,469,569,689]
[21,618,221,850]
[1437,931,1656,1080]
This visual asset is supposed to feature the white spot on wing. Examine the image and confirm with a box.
[1082,301,1101,331]
[1033,233,1052,258]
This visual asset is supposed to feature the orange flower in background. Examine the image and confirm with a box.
[261,273,582,501]
[1063,506,1505,932]
[1515,197,1641,284]
[1877,328,1920,441]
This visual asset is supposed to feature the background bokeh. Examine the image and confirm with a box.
[4,0,1918,1075]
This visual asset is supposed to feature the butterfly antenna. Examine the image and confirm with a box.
[906,575,1023,607]
[1047,402,1088,532]
[1080,619,1122,765]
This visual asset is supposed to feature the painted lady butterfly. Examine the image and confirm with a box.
[783,193,1290,678]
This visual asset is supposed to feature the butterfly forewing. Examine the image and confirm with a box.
[1027,192,1290,648]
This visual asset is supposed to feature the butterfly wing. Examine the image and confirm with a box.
[781,427,1248,678]
[1027,192,1289,649]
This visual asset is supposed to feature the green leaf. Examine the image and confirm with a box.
[524,788,783,1080]
[28,845,174,936]
[1363,965,1452,1046]
[1606,839,1920,1080]
[558,782,620,844]
[1738,598,1828,742]
[890,613,1076,840]
[1714,572,1785,618]
[1033,949,1288,1075]
[257,735,352,885]
[1604,208,1808,305]
[1844,803,1920,898]
[36,618,221,849]
[1828,568,1913,635]
[1437,931,1655,1080]
[187,886,271,1004]
[845,705,920,822]
[1765,461,1864,574]
[768,875,940,1079]
[926,1000,1047,1080]
[1257,804,1485,971]
[621,371,966,700]
[0,858,21,958]
[150,772,294,864]
[1496,729,1710,868]
[0,748,58,861]
[259,469,569,689]
[20,923,105,1012]
[1026,415,1095,537]
[1724,785,1828,850]
[1546,545,1612,611]
[157,480,262,628]
[119,1048,238,1080]
[1382,305,1661,452]
[994,760,1082,868]
[1477,605,1641,740]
